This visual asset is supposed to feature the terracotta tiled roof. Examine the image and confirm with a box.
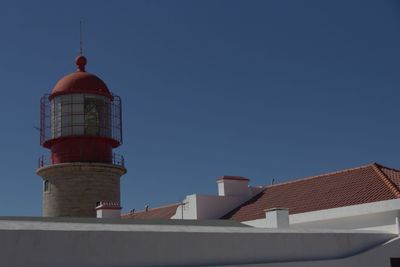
[221,163,400,222]
[378,164,400,192]
[121,203,179,219]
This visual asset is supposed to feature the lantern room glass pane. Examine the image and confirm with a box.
[51,99,62,138]
[72,103,83,115]
[72,115,84,135]
[72,94,83,103]
[50,94,112,139]
[84,97,100,136]
[72,125,84,135]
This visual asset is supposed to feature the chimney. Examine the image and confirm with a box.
[217,176,250,197]
[96,201,122,219]
[265,208,289,229]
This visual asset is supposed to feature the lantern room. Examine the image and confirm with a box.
[39,56,123,166]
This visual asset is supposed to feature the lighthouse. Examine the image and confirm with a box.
[37,55,126,217]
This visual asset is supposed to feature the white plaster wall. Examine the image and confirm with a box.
[244,199,400,234]
[172,194,197,219]
[290,199,400,225]
[265,209,289,229]
[250,186,265,196]
[173,185,264,220]
[173,194,251,220]
[217,180,251,197]
[0,220,396,267]
[227,237,400,267]
[245,213,399,234]
[218,181,225,196]
[291,211,399,233]
[96,209,121,219]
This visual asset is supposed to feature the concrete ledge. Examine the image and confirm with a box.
[36,162,127,176]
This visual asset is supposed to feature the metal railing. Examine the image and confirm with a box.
[40,93,123,146]
[38,153,125,168]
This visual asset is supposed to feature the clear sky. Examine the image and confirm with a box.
[1,0,400,216]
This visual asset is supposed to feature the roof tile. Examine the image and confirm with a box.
[121,203,179,219]
[222,163,400,222]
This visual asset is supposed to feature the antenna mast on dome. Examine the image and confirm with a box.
[79,20,83,55]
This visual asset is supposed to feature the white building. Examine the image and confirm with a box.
[2,163,400,266]
[124,162,400,234]
[0,216,398,267]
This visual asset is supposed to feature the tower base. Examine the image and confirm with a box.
[36,162,126,217]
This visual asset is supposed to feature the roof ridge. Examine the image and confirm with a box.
[121,203,180,216]
[267,163,377,188]
[220,189,267,219]
[371,163,400,198]
[374,162,400,172]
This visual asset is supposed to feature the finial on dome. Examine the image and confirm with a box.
[75,20,87,71]
[75,55,87,72]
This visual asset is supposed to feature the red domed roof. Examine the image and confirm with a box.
[49,56,113,99]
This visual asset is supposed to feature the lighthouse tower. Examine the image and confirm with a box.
[37,55,126,217]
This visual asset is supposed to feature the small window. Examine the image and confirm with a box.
[44,180,50,193]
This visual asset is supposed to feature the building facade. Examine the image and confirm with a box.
[124,163,400,234]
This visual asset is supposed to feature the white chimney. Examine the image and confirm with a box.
[265,208,289,229]
[217,176,251,197]
[96,201,122,219]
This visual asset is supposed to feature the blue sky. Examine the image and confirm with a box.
[0,0,400,215]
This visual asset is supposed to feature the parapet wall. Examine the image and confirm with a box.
[0,219,396,267]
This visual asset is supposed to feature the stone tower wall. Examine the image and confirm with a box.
[36,163,126,217]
